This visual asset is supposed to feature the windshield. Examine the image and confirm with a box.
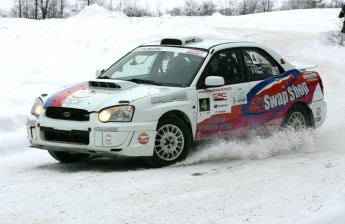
[99,46,208,87]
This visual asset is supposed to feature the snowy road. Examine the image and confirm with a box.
[1,133,345,224]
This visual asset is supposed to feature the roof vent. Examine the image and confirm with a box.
[160,37,203,46]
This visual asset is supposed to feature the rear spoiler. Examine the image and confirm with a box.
[290,62,318,71]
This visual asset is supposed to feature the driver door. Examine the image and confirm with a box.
[195,49,251,141]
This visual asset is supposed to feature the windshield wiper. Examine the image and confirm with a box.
[127,78,162,86]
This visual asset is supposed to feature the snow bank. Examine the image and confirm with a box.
[73,3,127,19]
[296,187,345,224]
[73,4,110,18]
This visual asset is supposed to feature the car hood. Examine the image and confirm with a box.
[42,79,181,111]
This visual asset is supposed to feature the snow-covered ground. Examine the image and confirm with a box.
[1,5,345,223]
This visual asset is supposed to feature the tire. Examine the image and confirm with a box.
[145,115,191,167]
[48,150,89,163]
[281,104,309,131]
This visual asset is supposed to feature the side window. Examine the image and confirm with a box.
[198,49,245,87]
[242,48,282,81]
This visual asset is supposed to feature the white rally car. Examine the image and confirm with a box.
[27,37,327,167]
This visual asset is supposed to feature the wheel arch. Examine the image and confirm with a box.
[159,110,194,142]
[286,102,315,128]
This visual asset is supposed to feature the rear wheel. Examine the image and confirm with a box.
[145,115,191,167]
[281,104,309,131]
[48,151,89,163]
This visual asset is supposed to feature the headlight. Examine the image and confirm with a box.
[98,106,134,122]
[30,98,44,117]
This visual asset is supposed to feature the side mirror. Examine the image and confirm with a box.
[95,69,105,77]
[205,76,225,87]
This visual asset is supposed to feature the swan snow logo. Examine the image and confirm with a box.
[264,82,310,110]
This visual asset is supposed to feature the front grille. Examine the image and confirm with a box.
[41,126,89,145]
[46,107,90,121]
[89,81,121,89]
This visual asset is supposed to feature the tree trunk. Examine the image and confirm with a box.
[35,0,38,19]
[19,0,22,18]
[60,0,63,18]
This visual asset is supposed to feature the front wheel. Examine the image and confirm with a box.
[281,104,309,131]
[145,115,191,167]
[48,151,90,163]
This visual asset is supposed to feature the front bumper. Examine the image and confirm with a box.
[26,113,157,157]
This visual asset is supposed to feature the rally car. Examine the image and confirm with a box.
[27,37,327,167]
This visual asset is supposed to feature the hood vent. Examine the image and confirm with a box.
[89,81,121,89]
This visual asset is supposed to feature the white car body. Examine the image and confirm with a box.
[27,37,327,166]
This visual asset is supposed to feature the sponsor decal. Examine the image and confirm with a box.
[199,98,210,112]
[303,73,318,82]
[44,82,88,108]
[242,69,312,127]
[138,132,149,145]
[186,49,207,57]
[208,116,225,123]
[198,124,218,131]
[136,47,163,51]
[151,92,188,105]
[236,91,247,105]
[316,107,321,116]
[94,127,119,132]
[198,87,231,94]
[264,82,310,111]
[198,123,232,131]
[214,104,228,108]
[72,90,96,98]
[213,92,227,101]
[104,133,113,146]
[272,67,280,76]
[105,134,112,141]
[237,98,247,104]
[61,98,84,107]
[215,110,227,114]
[219,123,232,129]
[315,117,321,122]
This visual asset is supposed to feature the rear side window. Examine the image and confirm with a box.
[242,48,283,81]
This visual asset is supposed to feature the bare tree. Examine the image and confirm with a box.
[306,0,324,8]
[167,6,183,16]
[238,0,250,14]
[200,0,217,15]
[185,0,200,16]
[249,0,261,13]
[39,0,49,19]
[259,0,276,12]
[219,0,236,16]
[328,0,343,8]
[34,0,38,19]
[281,0,302,10]
[156,0,162,16]
[19,0,22,17]
[281,0,324,10]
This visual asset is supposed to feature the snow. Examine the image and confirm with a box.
[1,5,345,224]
